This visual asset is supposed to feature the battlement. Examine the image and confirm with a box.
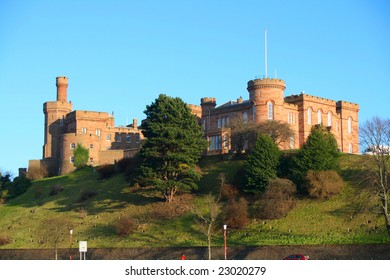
[43,101,72,112]
[247,78,286,90]
[336,100,360,111]
[201,97,217,105]
[285,93,337,106]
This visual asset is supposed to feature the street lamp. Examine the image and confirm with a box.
[223,224,227,260]
[69,229,73,260]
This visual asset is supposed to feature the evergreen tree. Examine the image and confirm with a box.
[244,135,280,194]
[291,125,340,192]
[139,94,207,202]
[73,143,89,170]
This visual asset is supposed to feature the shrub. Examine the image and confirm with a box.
[96,164,117,179]
[7,177,31,199]
[77,189,97,203]
[219,183,239,201]
[306,170,344,199]
[254,178,297,220]
[0,234,11,246]
[244,135,280,194]
[49,184,64,196]
[222,197,249,229]
[27,164,48,180]
[115,217,137,235]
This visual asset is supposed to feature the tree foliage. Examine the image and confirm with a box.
[359,116,390,236]
[73,143,89,169]
[244,135,280,194]
[291,125,340,192]
[139,94,207,202]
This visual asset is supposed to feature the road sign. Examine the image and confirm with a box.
[79,241,87,252]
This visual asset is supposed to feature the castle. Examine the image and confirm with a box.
[29,77,143,176]
[192,77,359,155]
[29,75,359,176]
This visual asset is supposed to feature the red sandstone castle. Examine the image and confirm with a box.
[191,77,359,156]
[29,75,359,176]
[29,77,143,176]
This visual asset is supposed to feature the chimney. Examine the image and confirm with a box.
[56,76,69,102]
[133,118,138,128]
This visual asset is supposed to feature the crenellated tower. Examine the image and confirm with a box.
[247,78,286,123]
[43,77,72,161]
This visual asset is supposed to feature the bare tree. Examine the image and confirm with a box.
[257,120,294,146]
[37,216,72,260]
[227,117,258,154]
[193,194,221,260]
[360,116,390,236]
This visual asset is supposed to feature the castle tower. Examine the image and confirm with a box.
[200,97,217,131]
[43,76,72,161]
[247,78,286,123]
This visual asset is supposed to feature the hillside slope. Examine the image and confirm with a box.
[0,155,389,249]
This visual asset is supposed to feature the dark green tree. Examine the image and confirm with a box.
[291,125,340,192]
[139,94,207,203]
[244,134,280,194]
[73,143,89,169]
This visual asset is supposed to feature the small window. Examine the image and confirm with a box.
[81,127,87,134]
[267,102,274,120]
[106,134,111,141]
[96,129,101,137]
[348,117,352,133]
[307,108,312,125]
[70,156,75,163]
[59,118,64,127]
[290,136,295,149]
[90,157,94,164]
[126,135,131,143]
[327,112,332,127]
[116,134,121,142]
[349,143,353,154]
[217,118,221,128]
[317,110,322,124]
[90,144,94,149]
[221,117,225,128]
[70,143,75,149]
[243,112,248,123]
[136,134,140,143]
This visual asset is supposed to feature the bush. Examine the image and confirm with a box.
[27,164,48,180]
[96,164,117,179]
[219,183,239,201]
[244,135,280,194]
[0,234,11,246]
[7,177,31,199]
[306,170,344,199]
[77,189,97,203]
[222,197,249,229]
[254,178,297,220]
[49,184,64,196]
[115,217,137,235]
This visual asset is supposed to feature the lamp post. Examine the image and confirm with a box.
[223,224,227,260]
[69,229,73,260]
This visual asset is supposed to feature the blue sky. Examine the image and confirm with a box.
[0,0,389,176]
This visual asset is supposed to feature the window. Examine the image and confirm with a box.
[307,108,312,125]
[90,157,94,164]
[116,134,121,142]
[126,135,131,143]
[288,112,293,124]
[136,134,140,143]
[243,112,248,124]
[221,117,225,128]
[226,116,230,125]
[317,110,322,124]
[106,134,111,141]
[223,134,229,149]
[252,105,256,121]
[202,119,206,131]
[96,129,101,137]
[81,127,87,134]
[349,143,353,154]
[348,117,352,133]
[290,136,295,149]
[327,112,332,127]
[267,102,274,120]
[209,135,222,151]
[59,118,64,127]
[217,118,221,128]
[90,144,94,149]
[70,143,75,149]
[70,156,75,163]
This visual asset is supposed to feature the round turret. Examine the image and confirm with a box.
[56,76,69,102]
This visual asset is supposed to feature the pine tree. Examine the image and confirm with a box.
[139,94,207,202]
[244,135,280,194]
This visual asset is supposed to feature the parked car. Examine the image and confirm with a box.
[283,254,309,260]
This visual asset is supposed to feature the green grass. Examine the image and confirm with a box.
[0,155,389,250]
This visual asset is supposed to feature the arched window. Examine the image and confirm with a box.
[349,143,353,153]
[327,111,332,127]
[290,136,295,149]
[348,117,352,133]
[317,110,322,124]
[242,112,248,124]
[307,107,312,125]
[267,101,274,120]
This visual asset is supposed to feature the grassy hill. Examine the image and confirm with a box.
[0,154,389,249]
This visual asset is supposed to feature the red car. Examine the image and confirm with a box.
[283,254,310,260]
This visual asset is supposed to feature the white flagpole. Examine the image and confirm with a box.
[265,29,268,78]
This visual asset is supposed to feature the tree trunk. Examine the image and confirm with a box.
[207,224,212,260]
